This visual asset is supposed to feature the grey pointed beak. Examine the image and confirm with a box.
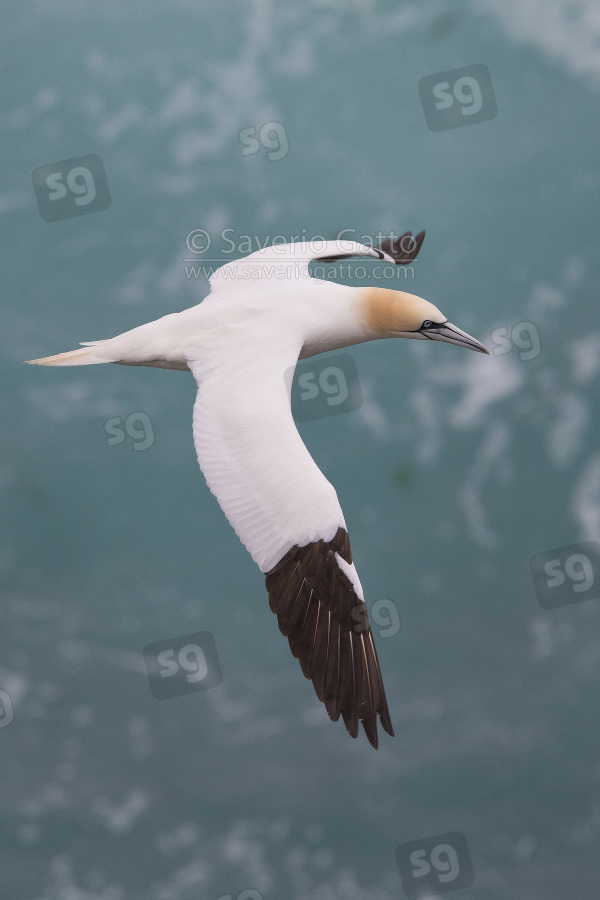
[424,321,489,354]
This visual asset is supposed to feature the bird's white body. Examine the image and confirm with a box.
[27,239,487,747]
[95,278,368,370]
[62,248,394,370]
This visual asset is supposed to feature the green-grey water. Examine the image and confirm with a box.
[3,2,600,898]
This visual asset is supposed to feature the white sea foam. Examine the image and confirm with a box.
[547,392,588,467]
[472,0,600,83]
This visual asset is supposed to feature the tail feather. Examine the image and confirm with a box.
[25,344,112,366]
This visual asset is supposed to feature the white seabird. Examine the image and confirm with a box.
[27,233,488,748]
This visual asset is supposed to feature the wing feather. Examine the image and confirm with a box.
[187,332,393,747]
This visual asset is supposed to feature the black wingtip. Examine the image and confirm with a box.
[379,229,426,265]
[266,532,395,750]
[362,718,379,749]
[344,710,394,748]
[382,716,395,738]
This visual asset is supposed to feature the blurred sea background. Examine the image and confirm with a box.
[2,1,600,898]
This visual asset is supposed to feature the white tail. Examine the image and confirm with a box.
[25,344,112,366]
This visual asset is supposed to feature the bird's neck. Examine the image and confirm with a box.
[299,284,376,359]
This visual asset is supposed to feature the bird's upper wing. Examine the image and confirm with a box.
[317,230,425,264]
[186,325,394,747]
[209,234,425,289]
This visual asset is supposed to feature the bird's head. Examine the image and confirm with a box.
[361,288,489,354]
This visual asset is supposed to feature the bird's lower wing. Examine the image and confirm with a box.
[186,332,393,747]
[264,526,394,747]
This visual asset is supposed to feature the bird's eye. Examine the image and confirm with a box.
[421,320,434,329]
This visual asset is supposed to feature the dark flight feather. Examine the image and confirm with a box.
[265,527,394,748]
[379,229,425,265]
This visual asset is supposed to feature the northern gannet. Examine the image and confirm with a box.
[27,233,488,748]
